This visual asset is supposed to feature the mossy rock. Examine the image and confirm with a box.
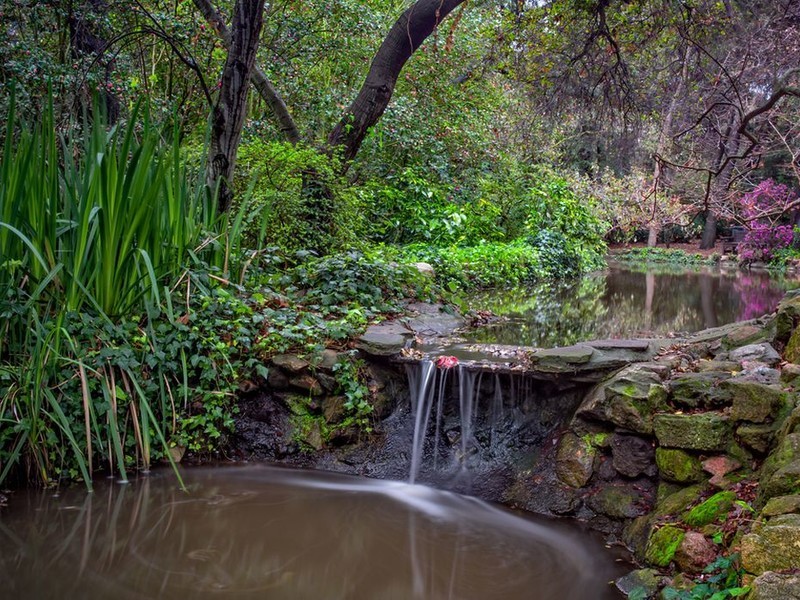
[587,483,649,519]
[654,484,707,519]
[760,433,800,502]
[776,290,800,343]
[645,525,685,567]
[654,413,731,452]
[785,326,800,364]
[741,513,800,575]
[722,324,771,350]
[669,372,733,409]
[656,448,703,483]
[761,459,800,500]
[683,491,736,527]
[725,380,789,424]
[762,494,800,517]
[555,432,596,488]
[736,423,777,455]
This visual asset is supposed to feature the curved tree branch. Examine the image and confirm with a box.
[327,0,468,166]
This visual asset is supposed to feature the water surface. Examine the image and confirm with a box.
[464,261,797,347]
[0,466,625,600]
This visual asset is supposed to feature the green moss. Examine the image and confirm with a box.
[656,448,703,483]
[645,525,686,567]
[581,432,610,448]
[683,491,736,527]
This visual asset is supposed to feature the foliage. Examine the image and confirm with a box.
[660,554,750,600]
[737,180,797,262]
[612,248,715,265]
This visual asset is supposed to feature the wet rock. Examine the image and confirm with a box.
[611,433,655,478]
[544,485,581,515]
[272,354,309,373]
[674,531,717,573]
[645,525,685,567]
[289,374,324,396]
[356,321,413,356]
[576,367,666,434]
[655,448,703,483]
[683,491,735,527]
[748,572,800,600]
[654,413,731,452]
[701,456,741,487]
[587,483,651,519]
[323,396,347,424]
[404,302,465,337]
[736,423,776,455]
[267,368,290,390]
[728,343,781,367]
[668,372,733,409]
[315,372,337,393]
[623,516,654,561]
[762,494,800,517]
[555,432,596,487]
[741,513,800,574]
[533,345,594,367]
[726,380,789,423]
[615,568,662,599]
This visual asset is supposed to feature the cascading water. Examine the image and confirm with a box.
[406,359,507,484]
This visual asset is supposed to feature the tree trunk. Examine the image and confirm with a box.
[207,0,265,213]
[699,211,717,250]
[192,0,300,144]
[327,0,467,164]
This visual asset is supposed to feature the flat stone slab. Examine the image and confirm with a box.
[654,413,731,451]
[356,321,414,356]
[585,339,652,351]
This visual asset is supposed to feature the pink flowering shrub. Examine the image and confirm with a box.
[737,180,797,262]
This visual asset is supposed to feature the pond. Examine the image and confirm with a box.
[462,261,799,348]
[0,466,626,600]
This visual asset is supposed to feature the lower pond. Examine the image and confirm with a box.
[1,465,626,599]
[462,261,799,347]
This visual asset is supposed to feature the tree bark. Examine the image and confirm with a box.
[327,0,468,165]
[207,0,265,213]
[192,0,300,144]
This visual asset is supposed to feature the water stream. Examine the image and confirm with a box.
[0,466,626,599]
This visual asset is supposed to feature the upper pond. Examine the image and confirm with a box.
[1,466,626,599]
[461,260,799,348]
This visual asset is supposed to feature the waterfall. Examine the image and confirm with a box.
[406,360,506,483]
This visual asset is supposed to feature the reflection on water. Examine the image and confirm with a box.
[464,262,798,347]
[0,466,625,599]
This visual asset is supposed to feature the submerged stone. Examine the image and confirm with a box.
[654,413,731,452]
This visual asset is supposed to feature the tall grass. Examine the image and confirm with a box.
[0,97,237,488]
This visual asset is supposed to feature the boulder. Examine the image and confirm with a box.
[722,324,771,349]
[654,413,731,452]
[655,448,703,483]
[653,484,706,518]
[412,262,435,277]
[669,372,733,409]
[289,374,324,396]
[701,455,742,487]
[728,343,781,367]
[781,363,800,386]
[760,433,800,501]
[555,432,596,488]
[576,367,666,434]
[615,568,663,599]
[736,423,776,455]
[271,354,309,373]
[725,380,788,423]
[741,513,800,574]
[588,483,650,519]
[645,525,685,567]
[762,494,800,517]
[355,324,413,356]
[748,572,800,600]
[611,433,655,478]
[683,491,736,527]
[316,349,342,370]
[776,290,800,343]
[674,531,717,573]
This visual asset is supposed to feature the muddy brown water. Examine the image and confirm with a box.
[0,465,627,599]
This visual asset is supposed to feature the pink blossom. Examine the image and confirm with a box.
[435,355,459,369]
